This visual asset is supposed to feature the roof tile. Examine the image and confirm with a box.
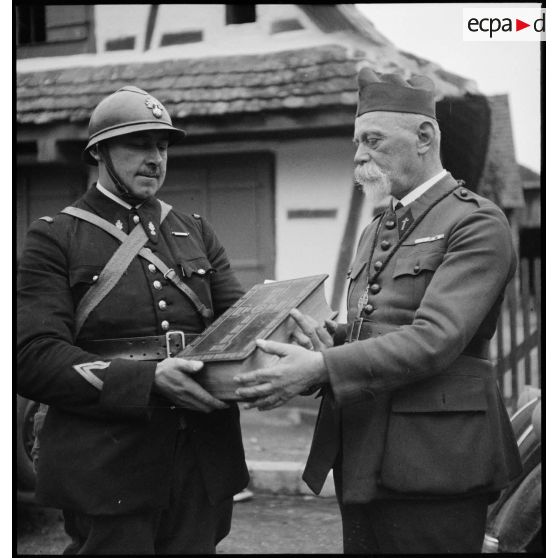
[17,44,468,124]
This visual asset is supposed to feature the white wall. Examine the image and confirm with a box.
[170,136,366,307]
[94,4,150,53]
[18,4,353,72]
[274,138,355,294]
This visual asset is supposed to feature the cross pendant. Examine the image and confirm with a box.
[357,289,369,314]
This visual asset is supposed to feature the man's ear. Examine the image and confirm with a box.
[416,121,436,154]
[89,145,102,163]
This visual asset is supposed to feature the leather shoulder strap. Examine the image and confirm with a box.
[75,224,149,336]
[61,206,127,242]
[159,200,173,223]
[61,199,173,236]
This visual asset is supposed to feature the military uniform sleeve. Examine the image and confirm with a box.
[199,217,245,315]
[323,204,516,404]
[17,219,155,419]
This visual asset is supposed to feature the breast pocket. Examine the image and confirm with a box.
[69,265,104,306]
[179,257,216,307]
[392,250,444,307]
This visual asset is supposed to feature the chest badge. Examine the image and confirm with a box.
[115,220,123,230]
[148,221,156,236]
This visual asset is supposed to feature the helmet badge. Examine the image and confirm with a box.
[145,96,163,118]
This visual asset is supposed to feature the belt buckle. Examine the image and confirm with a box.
[166,330,186,358]
[348,318,363,343]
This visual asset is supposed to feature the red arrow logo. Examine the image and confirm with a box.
[516,18,530,31]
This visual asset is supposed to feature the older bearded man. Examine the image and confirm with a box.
[234,68,522,554]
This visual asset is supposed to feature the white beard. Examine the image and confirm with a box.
[354,163,392,207]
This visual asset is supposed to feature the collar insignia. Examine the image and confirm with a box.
[397,209,415,238]
[115,220,123,230]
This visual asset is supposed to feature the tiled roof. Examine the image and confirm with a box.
[16,44,469,125]
[519,164,540,190]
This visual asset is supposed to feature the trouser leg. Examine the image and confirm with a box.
[154,428,233,554]
[61,510,157,555]
[333,463,381,553]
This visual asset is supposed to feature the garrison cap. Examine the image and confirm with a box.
[356,67,437,119]
[83,86,186,165]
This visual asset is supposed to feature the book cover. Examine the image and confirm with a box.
[177,274,334,400]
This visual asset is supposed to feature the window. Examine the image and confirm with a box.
[17,5,46,45]
[160,30,203,46]
[16,5,95,58]
[271,18,304,34]
[225,5,256,25]
[105,37,136,51]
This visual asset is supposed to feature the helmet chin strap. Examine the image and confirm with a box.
[98,143,145,206]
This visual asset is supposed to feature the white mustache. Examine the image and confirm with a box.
[354,162,383,184]
[354,162,391,203]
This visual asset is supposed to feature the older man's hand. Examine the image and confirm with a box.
[288,308,336,351]
[234,339,329,410]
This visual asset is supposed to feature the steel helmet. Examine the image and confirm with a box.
[83,86,186,165]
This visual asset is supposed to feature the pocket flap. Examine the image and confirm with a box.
[348,259,367,280]
[391,375,487,412]
[393,251,444,278]
[180,257,215,278]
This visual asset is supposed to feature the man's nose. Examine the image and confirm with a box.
[146,145,163,164]
[354,144,370,165]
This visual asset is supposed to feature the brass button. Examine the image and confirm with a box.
[161,320,169,330]
[363,304,374,315]
[148,264,156,273]
[460,189,468,196]
[370,283,381,295]
[153,280,162,290]
[197,268,206,276]
[385,220,396,230]
[158,300,167,310]
[133,215,140,224]
[380,240,391,250]
[373,261,383,271]
[413,264,420,273]
[92,275,99,282]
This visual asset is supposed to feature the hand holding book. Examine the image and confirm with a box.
[176,275,335,400]
[233,337,329,410]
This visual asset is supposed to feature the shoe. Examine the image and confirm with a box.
[233,489,254,503]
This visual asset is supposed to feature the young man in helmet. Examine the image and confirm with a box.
[17,86,249,554]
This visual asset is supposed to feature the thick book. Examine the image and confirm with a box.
[177,274,334,400]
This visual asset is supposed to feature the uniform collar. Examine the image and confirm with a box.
[404,172,458,213]
[82,184,162,242]
[96,181,143,210]
[394,169,448,208]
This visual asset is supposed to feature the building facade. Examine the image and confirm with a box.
[16,4,524,312]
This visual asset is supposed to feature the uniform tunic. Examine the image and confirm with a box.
[17,185,249,515]
[303,173,522,504]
